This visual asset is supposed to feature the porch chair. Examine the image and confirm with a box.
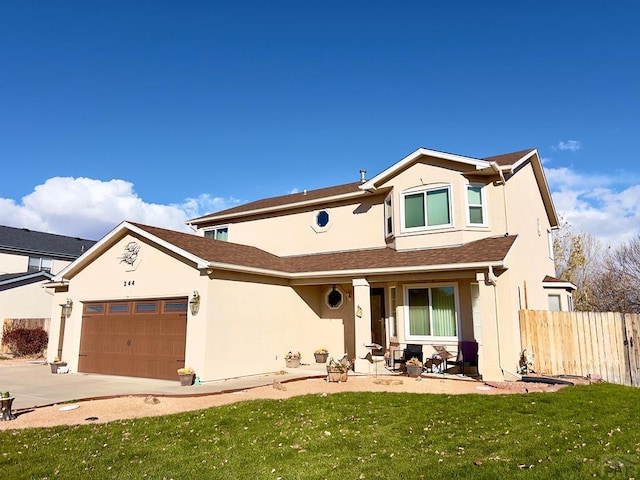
[433,342,478,375]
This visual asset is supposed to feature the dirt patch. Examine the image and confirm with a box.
[0,373,583,430]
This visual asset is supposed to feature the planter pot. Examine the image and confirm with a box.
[179,373,195,386]
[285,358,300,368]
[406,365,423,378]
[326,368,348,382]
[314,353,328,363]
[50,362,67,374]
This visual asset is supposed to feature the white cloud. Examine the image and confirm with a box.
[0,177,240,240]
[553,140,582,152]
[545,167,640,246]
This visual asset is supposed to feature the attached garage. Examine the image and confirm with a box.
[78,298,188,380]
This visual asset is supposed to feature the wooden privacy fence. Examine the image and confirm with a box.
[519,310,640,387]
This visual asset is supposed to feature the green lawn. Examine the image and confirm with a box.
[1,383,639,479]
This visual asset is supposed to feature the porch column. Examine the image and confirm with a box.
[474,271,504,382]
[352,278,372,373]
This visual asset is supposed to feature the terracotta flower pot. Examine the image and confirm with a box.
[179,373,195,386]
[314,353,328,363]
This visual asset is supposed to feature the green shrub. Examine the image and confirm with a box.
[1,325,48,356]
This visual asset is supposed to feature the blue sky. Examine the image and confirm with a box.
[1,1,638,245]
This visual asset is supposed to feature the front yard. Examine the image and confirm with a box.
[0,382,638,479]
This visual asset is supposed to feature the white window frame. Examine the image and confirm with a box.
[384,193,394,237]
[311,209,333,233]
[28,256,53,273]
[466,183,488,227]
[203,225,229,241]
[325,286,344,310]
[547,230,554,260]
[403,283,460,342]
[400,184,453,233]
[388,286,397,338]
[548,294,562,311]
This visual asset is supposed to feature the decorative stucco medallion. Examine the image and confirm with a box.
[119,241,141,270]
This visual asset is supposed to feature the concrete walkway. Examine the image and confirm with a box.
[0,362,328,411]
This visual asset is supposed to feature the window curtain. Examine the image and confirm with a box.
[404,193,425,228]
[408,288,430,335]
[431,287,456,336]
[427,189,450,226]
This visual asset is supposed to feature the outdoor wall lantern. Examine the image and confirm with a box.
[189,291,201,316]
[60,298,73,318]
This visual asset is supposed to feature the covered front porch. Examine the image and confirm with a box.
[345,269,512,382]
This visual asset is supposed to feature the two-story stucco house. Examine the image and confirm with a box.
[47,147,571,382]
[0,225,96,353]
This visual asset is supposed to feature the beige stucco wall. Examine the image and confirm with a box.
[199,275,348,381]
[0,282,53,320]
[0,252,71,275]
[200,195,388,256]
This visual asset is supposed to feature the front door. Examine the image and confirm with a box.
[370,288,386,355]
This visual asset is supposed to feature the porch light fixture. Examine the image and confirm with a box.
[189,291,201,316]
[60,298,73,318]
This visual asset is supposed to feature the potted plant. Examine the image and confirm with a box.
[314,348,329,363]
[285,351,301,368]
[326,357,350,382]
[177,367,195,386]
[49,357,67,374]
[405,357,423,378]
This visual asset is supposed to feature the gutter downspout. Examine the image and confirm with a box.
[491,162,509,236]
[485,266,521,381]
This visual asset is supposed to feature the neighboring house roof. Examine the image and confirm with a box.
[542,275,577,291]
[0,225,96,260]
[0,271,53,291]
[188,146,557,228]
[55,222,518,282]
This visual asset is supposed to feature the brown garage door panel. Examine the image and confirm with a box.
[79,300,187,380]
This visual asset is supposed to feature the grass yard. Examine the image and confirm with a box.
[0,382,638,479]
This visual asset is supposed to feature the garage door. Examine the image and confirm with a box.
[79,298,188,380]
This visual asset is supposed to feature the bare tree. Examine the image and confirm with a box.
[552,217,603,311]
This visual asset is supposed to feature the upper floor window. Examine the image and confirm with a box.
[204,226,229,241]
[467,184,487,226]
[28,256,53,273]
[316,210,330,228]
[401,186,452,232]
[384,194,393,237]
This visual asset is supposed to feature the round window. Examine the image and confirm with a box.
[316,210,330,228]
[327,287,343,309]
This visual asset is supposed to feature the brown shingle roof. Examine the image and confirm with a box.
[190,182,364,223]
[191,148,536,225]
[482,148,535,166]
[132,223,516,277]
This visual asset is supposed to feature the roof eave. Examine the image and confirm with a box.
[205,259,506,280]
[188,190,372,226]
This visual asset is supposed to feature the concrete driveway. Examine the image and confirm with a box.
[0,361,325,411]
